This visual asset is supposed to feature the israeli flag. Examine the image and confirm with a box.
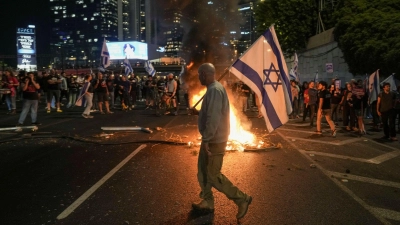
[124,58,133,76]
[368,70,380,103]
[75,81,91,107]
[101,38,110,68]
[314,71,319,83]
[230,26,292,132]
[380,73,397,91]
[289,53,299,82]
[144,61,156,76]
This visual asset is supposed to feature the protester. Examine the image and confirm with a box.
[238,81,250,113]
[316,81,336,136]
[377,82,397,141]
[290,80,299,119]
[352,80,367,135]
[165,73,178,115]
[46,69,62,113]
[129,74,138,108]
[17,72,41,126]
[94,72,113,114]
[78,74,94,118]
[119,75,132,110]
[395,85,400,133]
[66,75,79,108]
[304,81,318,126]
[192,63,252,220]
[2,68,19,114]
[144,75,156,109]
[330,83,342,125]
[340,82,356,131]
[59,72,69,106]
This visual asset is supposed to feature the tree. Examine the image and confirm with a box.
[254,0,317,55]
[333,0,400,76]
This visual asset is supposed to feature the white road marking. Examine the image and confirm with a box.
[299,150,371,163]
[328,171,400,189]
[368,150,400,164]
[57,144,147,220]
[373,207,400,221]
[277,131,392,225]
[285,136,362,145]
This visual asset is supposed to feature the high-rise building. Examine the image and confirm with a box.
[162,8,184,57]
[236,1,256,56]
[49,0,131,69]
[130,0,154,44]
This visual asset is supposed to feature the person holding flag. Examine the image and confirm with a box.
[230,25,292,132]
[124,57,133,76]
[144,61,156,77]
[100,38,110,71]
[192,63,252,221]
[75,74,94,118]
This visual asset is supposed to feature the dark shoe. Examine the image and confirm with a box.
[236,195,252,219]
[192,200,214,212]
[16,123,23,127]
[31,122,41,126]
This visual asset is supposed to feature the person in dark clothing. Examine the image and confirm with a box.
[330,84,342,125]
[119,76,132,110]
[316,81,336,136]
[17,72,41,126]
[377,82,397,141]
[340,83,356,131]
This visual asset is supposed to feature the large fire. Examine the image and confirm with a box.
[190,88,264,151]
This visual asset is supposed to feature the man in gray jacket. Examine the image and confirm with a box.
[192,63,252,220]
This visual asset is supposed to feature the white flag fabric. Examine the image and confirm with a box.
[101,39,110,68]
[230,26,292,132]
[380,74,397,91]
[368,70,380,103]
[144,61,156,76]
[179,65,185,76]
[314,72,319,83]
[289,53,299,82]
[124,58,133,76]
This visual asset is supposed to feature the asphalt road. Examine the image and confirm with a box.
[0,101,399,225]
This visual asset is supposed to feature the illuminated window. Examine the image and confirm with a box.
[76,31,80,34]
[55,19,59,22]
[54,11,58,14]
[79,35,84,38]
[91,17,94,21]
[83,18,87,21]
[94,25,98,29]
[63,10,66,13]
[83,4,87,8]
[94,38,98,42]
[88,39,92,42]
[71,14,75,17]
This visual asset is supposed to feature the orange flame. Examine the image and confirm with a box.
[190,89,259,151]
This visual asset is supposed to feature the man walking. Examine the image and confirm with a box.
[192,63,252,221]
[377,82,397,141]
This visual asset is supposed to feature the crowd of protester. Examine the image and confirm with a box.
[1,68,399,141]
[230,77,400,141]
[0,68,185,125]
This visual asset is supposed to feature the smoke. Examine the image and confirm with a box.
[155,0,244,107]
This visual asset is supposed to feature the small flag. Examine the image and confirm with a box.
[179,65,185,76]
[368,69,380,103]
[101,39,110,68]
[380,73,397,91]
[144,61,156,76]
[289,53,299,82]
[124,57,133,76]
[75,81,91,107]
[314,71,319,83]
[230,25,292,132]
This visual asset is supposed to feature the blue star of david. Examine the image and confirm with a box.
[263,63,282,92]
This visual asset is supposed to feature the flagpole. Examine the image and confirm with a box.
[191,67,230,110]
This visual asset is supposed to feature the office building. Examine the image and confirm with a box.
[49,0,131,69]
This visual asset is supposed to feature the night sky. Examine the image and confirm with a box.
[0,0,51,56]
